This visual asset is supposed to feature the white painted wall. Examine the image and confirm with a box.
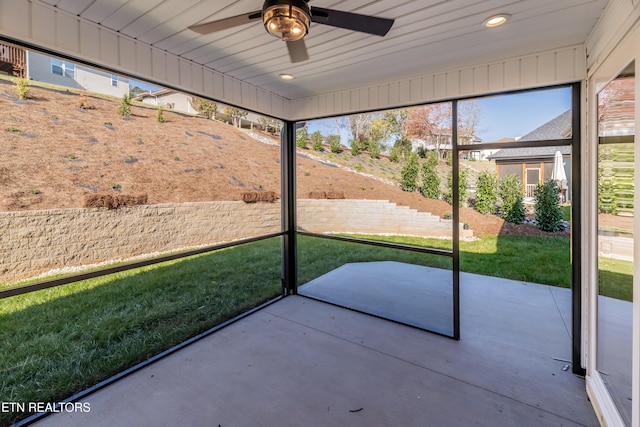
[584,2,640,426]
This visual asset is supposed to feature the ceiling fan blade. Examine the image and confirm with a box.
[287,39,309,63]
[310,7,394,36]
[189,11,262,34]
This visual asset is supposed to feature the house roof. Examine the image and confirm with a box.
[488,110,572,161]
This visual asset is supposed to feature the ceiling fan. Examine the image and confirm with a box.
[189,0,394,63]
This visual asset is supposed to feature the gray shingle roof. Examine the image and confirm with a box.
[488,110,572,160]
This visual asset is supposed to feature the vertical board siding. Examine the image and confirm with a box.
[289,45,587,120]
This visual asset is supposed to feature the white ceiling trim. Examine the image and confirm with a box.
[0,0,288,118]
[0,0,593,121]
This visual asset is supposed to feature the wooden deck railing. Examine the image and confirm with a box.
[0,44,26,78]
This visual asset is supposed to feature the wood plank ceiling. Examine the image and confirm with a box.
[37,0,609,100]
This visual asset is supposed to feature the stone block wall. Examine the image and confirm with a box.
[298,199,471,239]
[0,201,281,284]
[1,199,469,284]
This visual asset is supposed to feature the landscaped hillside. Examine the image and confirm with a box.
[0,78,548,237]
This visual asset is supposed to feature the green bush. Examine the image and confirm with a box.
[534,180,563,232]
[420,151,440,199]
[156,105,166,123]
[499,174,525,224]
[329,135,341,153]
[311,131,324,151]
[474,171,498,214]
[389,146,401,163]
[401,153,419,192]
[351,138,363,156]
[368,140,381,159]
[296,127,307,149]
[15,78,29,100]
[119,94,132,117]
[444,168,468,206]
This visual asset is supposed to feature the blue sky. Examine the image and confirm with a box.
[470,87,572,142]
[130,79,162,92]
[308,86,572,144]
[130,76,571,142]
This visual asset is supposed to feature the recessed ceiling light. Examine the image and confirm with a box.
[280,73,294,80]
[484,14,510,28]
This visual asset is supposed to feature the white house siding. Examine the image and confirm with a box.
[27,51,129,98]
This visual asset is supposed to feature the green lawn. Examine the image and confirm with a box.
[0,232,632,426]
[0,238,282,426]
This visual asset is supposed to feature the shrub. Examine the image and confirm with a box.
[119,94,132,117]
[157,105,166,123]
[474,171,498,214]
[499,174,525,224]
[368,140,381,159]
[534,180,563,231]
[401,153,419,192]
[350,138,363,156]
[420,151,440,199]
[329,135,341,153]
[296,127,307,149]
[444,168,468,206]
[311,131,324,151]
[15,78,29,100]
[389,146,401,163]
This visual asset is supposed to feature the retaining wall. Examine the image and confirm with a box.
[1,199,469,284]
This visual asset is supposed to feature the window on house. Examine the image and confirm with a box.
[111,74,118,87]
[51,58,75,78]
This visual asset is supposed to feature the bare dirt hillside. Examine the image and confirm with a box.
[0,79,554,237]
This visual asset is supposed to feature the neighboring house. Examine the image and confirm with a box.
[488,110,572,201]
[0,43,26,78]
[411,132,483,159]
[135,89,264,130]
[134,89,198,114]
[26,51,129,98]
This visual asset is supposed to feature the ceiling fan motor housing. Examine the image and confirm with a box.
[262,0,311,41]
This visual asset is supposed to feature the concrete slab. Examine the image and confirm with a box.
[34,285,599,427]
[299,261,454,335]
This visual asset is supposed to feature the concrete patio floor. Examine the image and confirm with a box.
[34,263,599,427]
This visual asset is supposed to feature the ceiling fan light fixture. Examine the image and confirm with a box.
[263,0,310,41]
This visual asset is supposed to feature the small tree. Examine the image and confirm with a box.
[296,127,308,149]
[534,180,563,231]
[15,78,29,100]
[401,153,420,192]
[420,151,440,199]
[156,105,166,123]
[190,97,218,119]
[351,138,363,156]
[474,171,498,214]
[329,135,341,153]
[389,146,401,163]
[118,93,132,117]
[499,174,525,224]
[367,139,381,159]
[444,168,468,206]
[311,131,324,151]
[223,106,248,127]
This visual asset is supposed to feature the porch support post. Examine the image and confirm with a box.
[571,81,585,376]
[281,120,297,295]
[452,101,461,340]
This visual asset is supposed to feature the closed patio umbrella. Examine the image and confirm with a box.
[551,151,567,182]
[551,150,568,202]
